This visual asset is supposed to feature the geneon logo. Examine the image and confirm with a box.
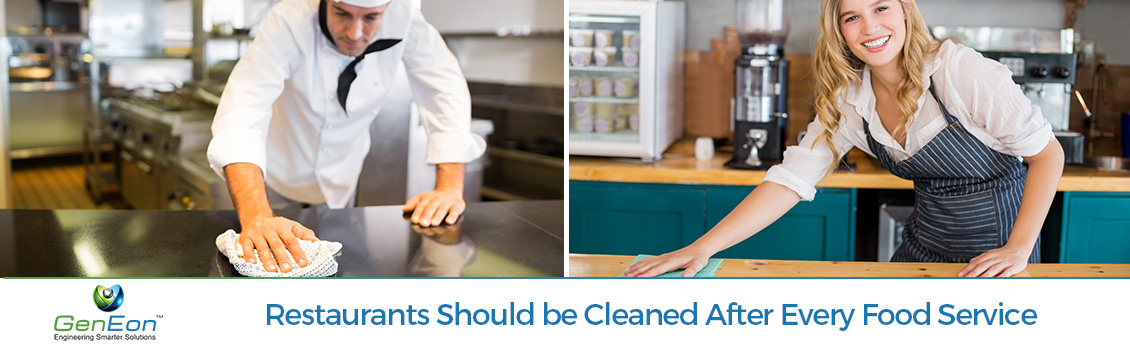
[54,284,159,340]
[93,285,125,312]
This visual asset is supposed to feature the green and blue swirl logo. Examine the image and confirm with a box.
[93,285,125,312]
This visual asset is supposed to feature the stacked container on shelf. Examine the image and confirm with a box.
[567,1,684,162]
[569,25,639,135]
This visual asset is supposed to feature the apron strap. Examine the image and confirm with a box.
[926,76,959,124]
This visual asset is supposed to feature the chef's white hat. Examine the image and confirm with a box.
[334,0,392,7]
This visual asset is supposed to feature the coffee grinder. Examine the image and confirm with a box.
[727,0,789,169]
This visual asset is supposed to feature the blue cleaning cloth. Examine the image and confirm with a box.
[619,254,724,277]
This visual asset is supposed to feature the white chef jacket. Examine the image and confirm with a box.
[764,40,1054,201]
[207,0,486,208]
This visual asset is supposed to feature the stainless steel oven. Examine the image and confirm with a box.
[7,33,94,159]
[112,101,171,210]
[162,154,232,211]
[119,147,164,210]
[108,98,221,210]
[878,204,913,262]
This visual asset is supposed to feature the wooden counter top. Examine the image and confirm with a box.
[569,139,1130,192]
[569,254,1130,277]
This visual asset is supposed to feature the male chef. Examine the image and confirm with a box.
[207,0,485,273]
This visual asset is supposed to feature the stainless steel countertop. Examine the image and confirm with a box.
[0,201,564,277]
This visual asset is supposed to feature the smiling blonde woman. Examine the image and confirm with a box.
[625,0,1064,278]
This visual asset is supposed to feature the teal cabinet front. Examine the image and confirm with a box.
[570,181,856,261]
[705,187,856,261]
[1061,192,1130,263]
[569,182,705,256]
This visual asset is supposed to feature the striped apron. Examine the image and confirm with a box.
[863,79,1040,263]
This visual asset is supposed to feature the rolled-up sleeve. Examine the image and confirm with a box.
[206,4,298,179]
[763,118,856,201]
[949,47,1054,157]
[400,9,486,164]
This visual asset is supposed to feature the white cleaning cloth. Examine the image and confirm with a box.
[215,229,343,277]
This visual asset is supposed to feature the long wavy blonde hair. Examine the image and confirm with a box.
[811,0,937,169]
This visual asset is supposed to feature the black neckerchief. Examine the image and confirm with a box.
[319,0,402,114]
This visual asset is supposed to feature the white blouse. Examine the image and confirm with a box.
[764,40,1054,201]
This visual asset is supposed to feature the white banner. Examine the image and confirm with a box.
[1,278,1126,348]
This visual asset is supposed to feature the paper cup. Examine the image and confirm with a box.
[573,102,592,118]
[593,47,617,67]
[570,47,592,66]
[622,30,640,50]
[574,116,594,133]
[594,30,615,48]
[570,29,593,47]
[594,77,614,97]
[695,137,714,161]
[594,103,617,117]
[614,77,637,98]
[621,48,639,67]
[620,104,640,131]
[594,115,614,133]
[613,114,628,131]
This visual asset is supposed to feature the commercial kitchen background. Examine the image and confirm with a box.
[682,0,1129,156]
[568,0,1130,268]
[0,0,564,210]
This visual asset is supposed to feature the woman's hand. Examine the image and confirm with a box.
[623,245,713,277]
[622,183,803,278]
[958,246,1031,277]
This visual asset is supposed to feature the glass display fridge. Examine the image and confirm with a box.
[568,1,685,162]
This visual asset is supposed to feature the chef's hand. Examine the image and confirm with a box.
[403,187,465,227]
[240,216,317,273]
[957,246,1030,277]
[623,245,713,277]
[410,215,464,245]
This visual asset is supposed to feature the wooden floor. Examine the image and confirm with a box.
[11,157,126,210]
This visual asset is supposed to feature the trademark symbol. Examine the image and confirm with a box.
[156,315,164,319]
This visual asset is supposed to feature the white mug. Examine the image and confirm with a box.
[694,137,714,161]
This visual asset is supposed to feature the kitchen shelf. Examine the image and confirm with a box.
[481,187,528,201]
[441,29,564,39]
[569,15,640,24]
[470,97,564,116]
[570,96,638,104]
[487,147,565,169]
[204,34,254,41]
[569,130,640,142]
[569,66,639,73]
[9,81,89,93]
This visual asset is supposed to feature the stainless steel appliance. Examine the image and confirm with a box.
[355,66,495,206]
[87,0,166,58]
[567,1,685,162]
[878,204,912,262]
[7,32,93,159]
[164,154,232,210]
[83,0,177,203]
[85,58,196,204]
[932,27,1084,164]
[106,97,229,210]
[465,82,563,201]
[727,0,788,169]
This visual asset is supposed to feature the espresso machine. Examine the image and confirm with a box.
[727,0,789,169]
[931,27,1084,164]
